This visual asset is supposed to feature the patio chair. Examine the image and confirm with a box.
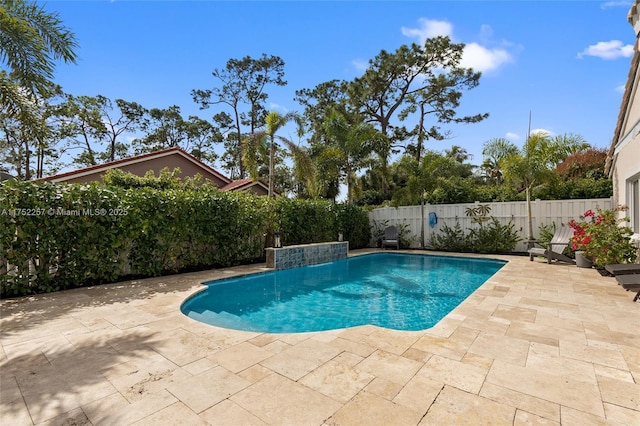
[528,225,575,264]
[381,225,400,250]
[614,274,640,302]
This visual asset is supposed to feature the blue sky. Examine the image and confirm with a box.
[45,0,636,171]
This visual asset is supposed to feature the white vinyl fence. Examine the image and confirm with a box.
[369,198,613,253]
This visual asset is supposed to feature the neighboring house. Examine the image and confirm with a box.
[220,178,269,196]
[607,0,640,233]
[40,147,271,195]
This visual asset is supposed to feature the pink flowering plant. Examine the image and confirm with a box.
[568,206,637,267]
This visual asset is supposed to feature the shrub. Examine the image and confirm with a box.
[428,221,471,252]
[467,218,521,253]
[1,180,371,297]
[333,204,371,249]
[532,179,612,200]
[569,206,637,267]
[428,217,520,254]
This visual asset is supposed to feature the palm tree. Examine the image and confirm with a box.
[242,111,313,197]
[481,138,519,184]
[481,132,590,247]
[322,109,382,204]
[1,0,77,117]
[501,133,550,246]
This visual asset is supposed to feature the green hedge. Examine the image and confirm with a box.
[0,180,370,297]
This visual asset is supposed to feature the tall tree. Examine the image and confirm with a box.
[53,95,148,166]
[0,89,62,178]
[135,105,187,153]
[183,115,222,164]
[100,98,146,162]
[192,54,286,178]
[0,0,77,119]
[55,94,109,166]
[348,36,488,195]
[390,150,476,206]
[295,79,351,146]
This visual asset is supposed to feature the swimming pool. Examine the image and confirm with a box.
[181,253,506,333]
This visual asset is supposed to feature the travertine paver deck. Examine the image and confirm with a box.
[1,250,639,425]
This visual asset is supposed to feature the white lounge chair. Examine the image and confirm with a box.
[528,226,575,264]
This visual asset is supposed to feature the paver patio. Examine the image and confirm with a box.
[1,250,639,425]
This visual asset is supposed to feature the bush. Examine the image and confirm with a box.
[1,180,371,297]
[428,217,521,254]
[467,218,521,253]
[532,178,612,200]
[333,204,371,249]
[569,206,637,267]
[428,221,471,252]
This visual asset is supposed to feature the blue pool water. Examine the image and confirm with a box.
[181,253,505,333]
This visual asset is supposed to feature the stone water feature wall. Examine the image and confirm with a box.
[265,241,349,270]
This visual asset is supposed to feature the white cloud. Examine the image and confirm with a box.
[269,103,288,112]
[615,84,626,93]
[401,19,514,73]
[601,1,632,9]
[401,18,453,43]
[530,128,553,137]
[505,132,520,140]
[578,40,634,60]
[460,43,513,72]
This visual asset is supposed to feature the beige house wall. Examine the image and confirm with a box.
[244,184,269,196]
[611,1,640,233]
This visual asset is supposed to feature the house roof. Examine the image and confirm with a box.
[41,147,232,184]
[606,0,640,176]
[220,177,271,194]
[40,147,275,195]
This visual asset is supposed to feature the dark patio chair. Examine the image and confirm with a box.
[604,263,640,276]
[381,225,399,250]
[615,274,640,302]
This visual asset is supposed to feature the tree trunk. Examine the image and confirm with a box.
[24,139,31,180]
[526,186,535,249]
[234,108,244,178]
[268,138,275,197]
[416,103,425,163]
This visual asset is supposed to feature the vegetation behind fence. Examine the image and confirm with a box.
[369,198,614,252]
